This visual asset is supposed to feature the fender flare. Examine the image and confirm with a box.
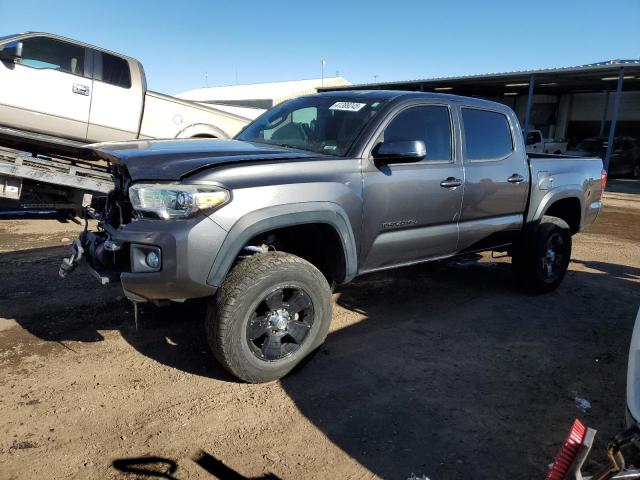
[176,123,229,139]
[529,185,584,225]
[207,202,358,286]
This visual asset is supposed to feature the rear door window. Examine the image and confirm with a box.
[18,37,86,76]
[462,108,513,160]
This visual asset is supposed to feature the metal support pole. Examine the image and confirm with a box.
[522,74,536,139]
[599,90,610,137]
[604,68,624,172]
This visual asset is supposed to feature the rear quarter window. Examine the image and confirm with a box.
[97,52,131,88]
[462,108,513,160]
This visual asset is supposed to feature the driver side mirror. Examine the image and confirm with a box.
[372,140,426,164]
[0,41,23,62]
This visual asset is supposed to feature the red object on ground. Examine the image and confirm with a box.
[546,419,587,480]
[601,169,608,193]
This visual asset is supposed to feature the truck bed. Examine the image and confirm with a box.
[527,152,597,160]
[527,153,604,231]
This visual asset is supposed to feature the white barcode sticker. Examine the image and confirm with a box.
[329,102,366,112]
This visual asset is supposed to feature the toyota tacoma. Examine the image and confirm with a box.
[61,91,605,383]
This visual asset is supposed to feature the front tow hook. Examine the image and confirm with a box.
[59,238,84,278]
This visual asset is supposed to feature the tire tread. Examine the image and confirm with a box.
[206,252,330,383]
[512,215,572,294]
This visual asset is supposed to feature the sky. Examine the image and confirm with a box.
[1,0,638,95]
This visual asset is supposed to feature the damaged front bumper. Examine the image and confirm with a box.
[59,235,115,285]
[59,214,226,302]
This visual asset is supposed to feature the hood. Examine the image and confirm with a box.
[82,138,326,181]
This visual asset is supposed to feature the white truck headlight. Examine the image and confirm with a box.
[129,183,229,219]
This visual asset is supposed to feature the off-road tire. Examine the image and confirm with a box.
[205,252,332,383]
[512,216,572,293]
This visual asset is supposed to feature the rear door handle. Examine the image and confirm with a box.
[507,174,525,183]
[72,83,90,96]
[440,177,462,188]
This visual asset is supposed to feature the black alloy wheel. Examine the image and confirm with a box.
[246,287,315,361]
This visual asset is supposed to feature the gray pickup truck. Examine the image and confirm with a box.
[61,91,605,383]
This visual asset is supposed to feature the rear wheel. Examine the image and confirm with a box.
[206,252,332,383]
[512,216,572,293]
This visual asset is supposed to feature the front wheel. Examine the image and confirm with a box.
[206,252,332,383]
[512,216,572,293]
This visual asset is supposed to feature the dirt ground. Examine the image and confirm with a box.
[1,181,639,480]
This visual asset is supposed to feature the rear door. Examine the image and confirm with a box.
[457,106,529,252]
[360,102,464,272]
[0,35,92,140]
[86,50,143,142]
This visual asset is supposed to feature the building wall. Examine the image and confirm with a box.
[569,92,640,121]
[504,91,640,143]
[177,77,351,109]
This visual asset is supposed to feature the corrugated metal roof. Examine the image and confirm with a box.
[318,59,640,91]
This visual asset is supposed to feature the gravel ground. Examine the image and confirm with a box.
[0,180,638,480]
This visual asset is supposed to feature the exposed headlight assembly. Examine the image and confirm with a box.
[129,183,230,219]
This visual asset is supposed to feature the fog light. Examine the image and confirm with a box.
[145,251,160,269]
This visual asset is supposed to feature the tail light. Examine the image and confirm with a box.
[601,169,608,193]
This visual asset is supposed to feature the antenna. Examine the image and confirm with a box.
[204,71,209,88]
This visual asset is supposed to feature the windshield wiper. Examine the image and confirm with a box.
[251,140,309,152]
[247,140,333,157]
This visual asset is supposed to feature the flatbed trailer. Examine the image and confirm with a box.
[0,146,114,214]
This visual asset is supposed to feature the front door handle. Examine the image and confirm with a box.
[440,177,462,188]
[507,174,525,184]
[72,83,90,96]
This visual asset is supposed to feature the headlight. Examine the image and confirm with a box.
[129,183,229,219]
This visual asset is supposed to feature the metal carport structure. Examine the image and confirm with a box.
[319,60,640,171]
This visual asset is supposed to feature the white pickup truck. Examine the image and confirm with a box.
[0,32,251,149]
[525,129,568,155]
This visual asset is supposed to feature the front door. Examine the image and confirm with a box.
[360,104,464,272]
[0,35,91,140]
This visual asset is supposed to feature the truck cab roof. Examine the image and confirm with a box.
[312,89,508,110]
[2,31,142,66]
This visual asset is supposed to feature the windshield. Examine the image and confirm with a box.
[235,96,387,156]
